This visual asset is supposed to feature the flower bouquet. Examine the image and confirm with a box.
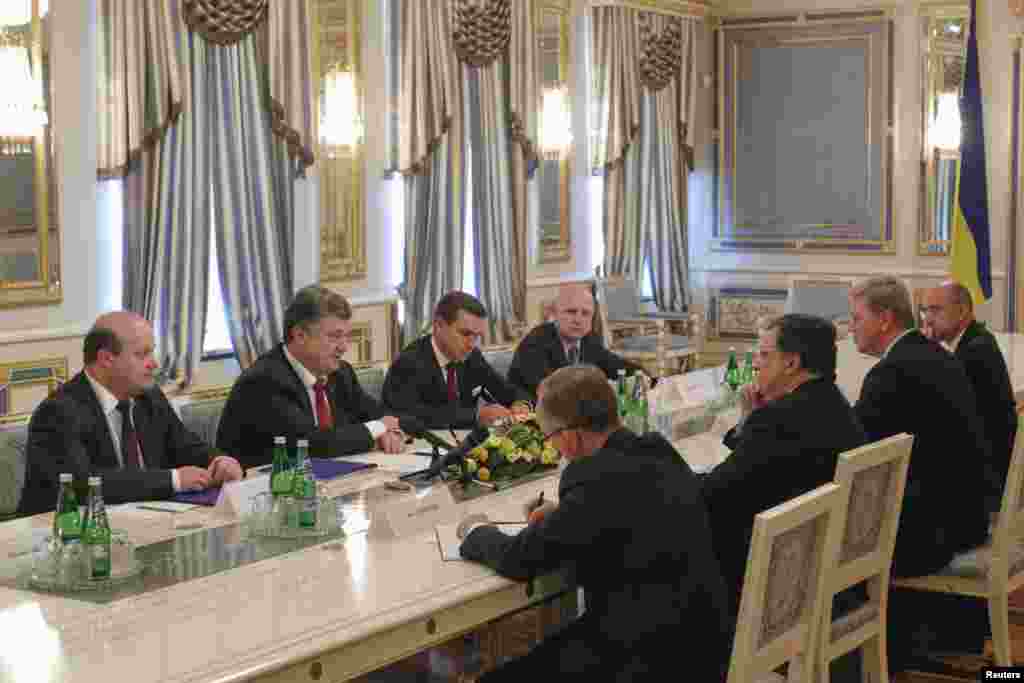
[453,413,560,486]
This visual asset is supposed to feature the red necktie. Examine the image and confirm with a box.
[116,400,144,469]
[314,379,333,429]
[446,364,458,402]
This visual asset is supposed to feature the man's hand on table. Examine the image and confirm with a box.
[376,430,405,454]
[525,501,556,525]
[207,455,243,484]
[177,465,211,491]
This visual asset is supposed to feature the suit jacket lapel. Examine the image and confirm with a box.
[276,346,315,419]
[551,325,569,368]
[424,337,450,400]
[72,373,121,469]
[328,372,349,426]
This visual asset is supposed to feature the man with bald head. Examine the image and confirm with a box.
[923,281,1017,501]
[507,284,643,397]
[18,312,242,515]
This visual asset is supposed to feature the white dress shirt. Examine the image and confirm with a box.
[84,370,182,491]
[282,345,386,439]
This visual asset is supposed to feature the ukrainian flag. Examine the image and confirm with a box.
[950,0,993,304]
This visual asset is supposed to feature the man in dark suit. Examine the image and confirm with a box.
[923,282,1017,506]
[19,312,242,515]
[507,283,643,398]
[382,291,531,429]
[217,286,406,471]
[460,366,734,682]
[701,314,867,608]
[849,276,991,669]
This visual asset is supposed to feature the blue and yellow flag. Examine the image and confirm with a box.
[950,0,992,304]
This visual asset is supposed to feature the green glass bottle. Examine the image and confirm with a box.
[270,436,292,497]
[616,369,629,417]
[53,472,81,545]
[725,347,741,391]
[742,347,755,386]
[292,439,317,528]
[81,476,111,579]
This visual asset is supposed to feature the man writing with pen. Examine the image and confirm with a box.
[457,365,733,682]
[383,291,532,430]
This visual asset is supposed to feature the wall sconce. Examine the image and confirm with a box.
[930,91,961,153]
[320,65,363,156]
[538,82,572,161]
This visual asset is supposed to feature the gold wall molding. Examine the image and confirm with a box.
[0,356,68,418]
[590,0,714,19]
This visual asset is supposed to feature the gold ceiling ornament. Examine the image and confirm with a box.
[452,0,511,68]
[182,0,268,45]
[638,14,683,92]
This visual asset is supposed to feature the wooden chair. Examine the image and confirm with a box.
[816,433,914,683]
[593,274,703,377]
[728,482,846,683]
[892,416,1024,666]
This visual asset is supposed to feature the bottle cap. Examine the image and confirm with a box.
[88,476,102,486]
[59,472,72,483]
[273,436,286,445]
[297,439,309,447]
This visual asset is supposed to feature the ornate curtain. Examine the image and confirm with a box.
[262,0,315,172]
[593,7,697,311]
[396,0,537,341]
[96,0,183,178]
[117,0,298,383]
[397,0,464,339]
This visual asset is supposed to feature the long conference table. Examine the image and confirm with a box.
[2,333,1024,683]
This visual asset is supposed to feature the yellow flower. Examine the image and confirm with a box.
[470,446,488,461]
[478,467,491,481]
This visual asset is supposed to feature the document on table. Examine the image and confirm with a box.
[435,521,528,561]
[125,501,199,513]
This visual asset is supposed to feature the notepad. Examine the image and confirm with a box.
[435,521,528,561]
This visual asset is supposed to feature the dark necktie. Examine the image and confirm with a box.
[314,378,334,429]
[116,400,144,469]
[446,363,458,402]
[567,344,580,366]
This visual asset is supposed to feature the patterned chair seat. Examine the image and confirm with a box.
[939,537,1024,580]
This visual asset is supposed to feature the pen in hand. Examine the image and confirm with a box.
[528,491,545,514]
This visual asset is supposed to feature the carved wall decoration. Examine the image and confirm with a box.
[708,288,788,340]
[0,356,68,420]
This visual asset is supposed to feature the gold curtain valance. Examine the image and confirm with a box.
[182,0,267,45]
[453,0,511,67]
[639,15,683,92]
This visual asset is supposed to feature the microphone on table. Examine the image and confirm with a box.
[398,416,456,452]
[399,423,490,481]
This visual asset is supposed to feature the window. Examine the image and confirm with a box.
[202,229,233,355]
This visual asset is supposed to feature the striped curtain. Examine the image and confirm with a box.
[397,0,465,340]
[208,37,292,369]
[466,65,517,340]
[122,8,211,385]
[120,4,292,381]
[96,0,183,178]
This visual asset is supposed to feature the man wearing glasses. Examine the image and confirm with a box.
[700,314,867,609]
[383,291,531,429]
[217,285,407,470]
[922,281,1016,502]
[459,366,733,682]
